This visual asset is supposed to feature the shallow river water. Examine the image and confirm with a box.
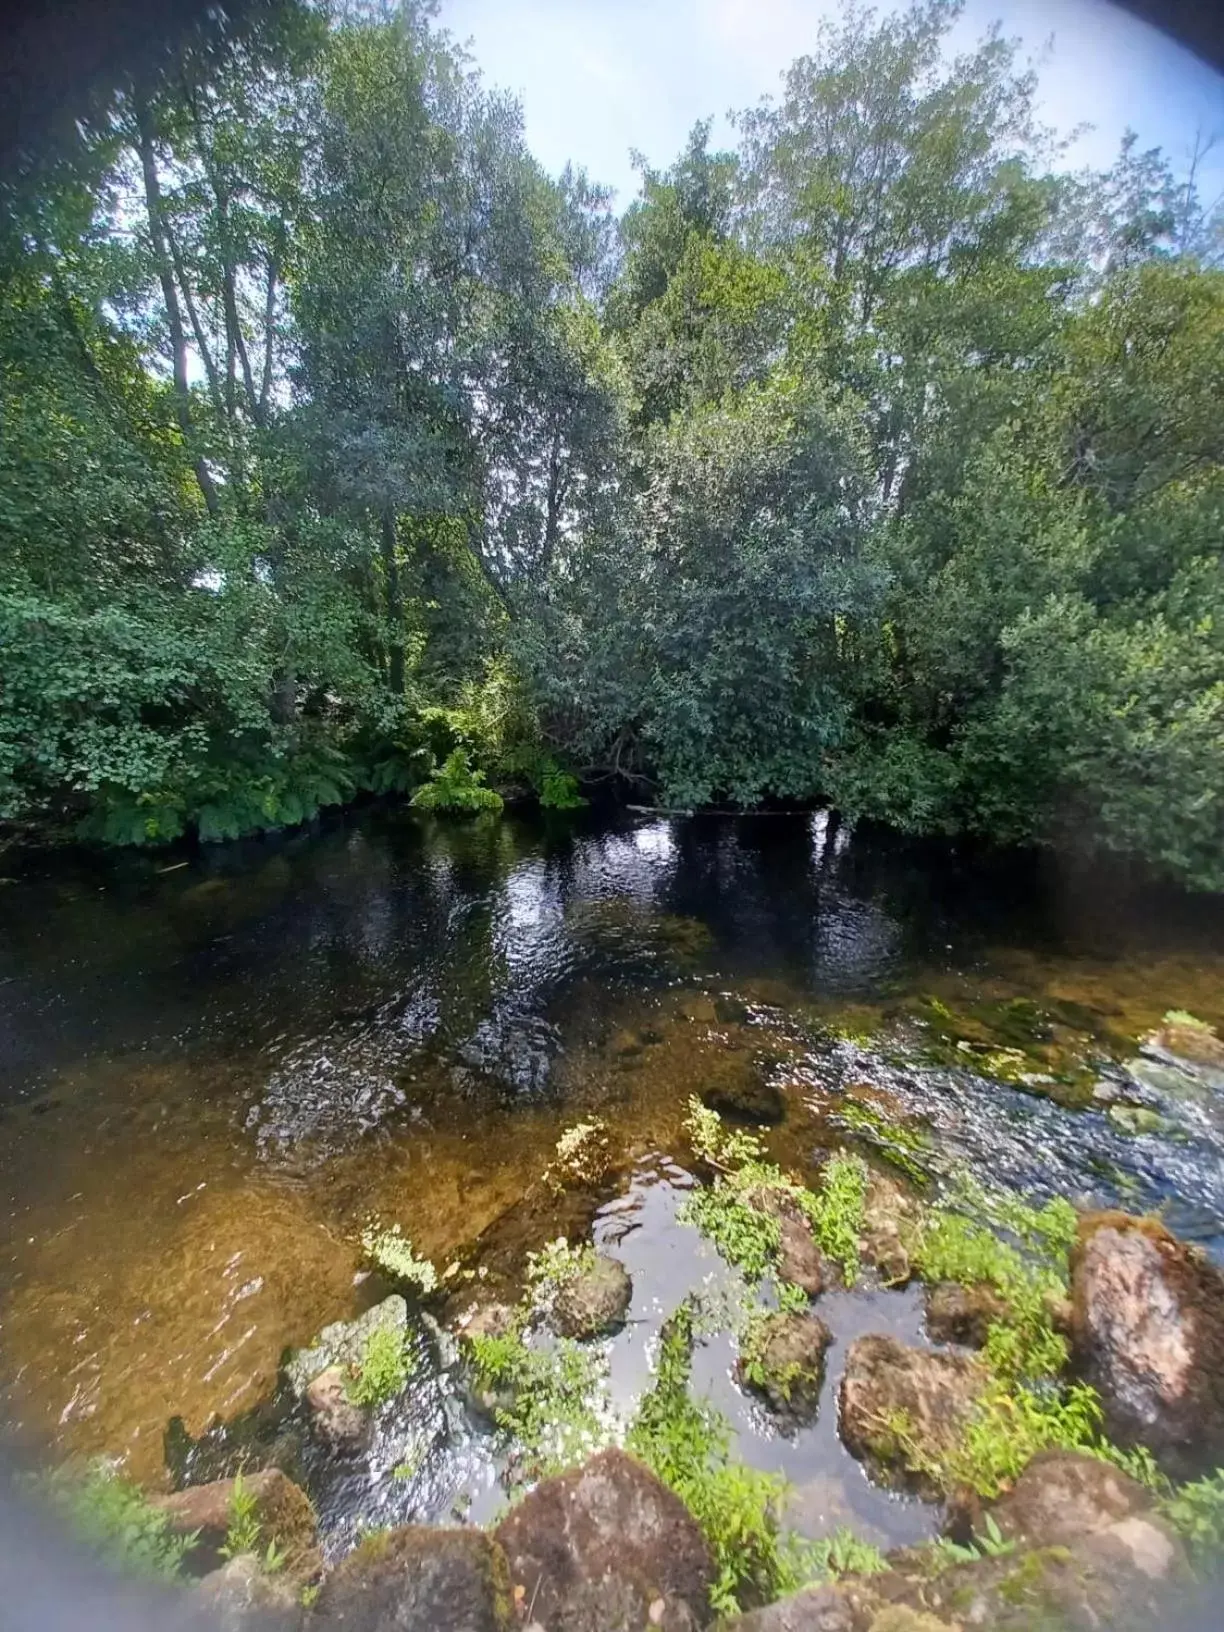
[3,807,1224,1552]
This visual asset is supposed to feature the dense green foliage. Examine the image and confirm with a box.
[4,0,1223,883]
[41,1463,194,1580]
[346,1324,410,1407]
[627,1303,813,1615]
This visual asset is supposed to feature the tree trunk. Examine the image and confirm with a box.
[136,108,219,517]
[381,508,406,697]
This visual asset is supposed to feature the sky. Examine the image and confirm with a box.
[437,0,1224,208]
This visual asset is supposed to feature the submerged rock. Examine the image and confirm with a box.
[310,1527,513,1632]
[714,993,751,1026]
[457,1301,518,1342]
[153,1469,318,1579]
[549,1254,632,1339]
[839,1335,985,1495]
[738,1312,832,1421]
[194,1554,303,1632]
[700,1075,787,1127]
[492,1448,714,1632]
[1143,1011,1224,1080]
[924,1282,1010,1348]
[1070,1211,1224,1477]
[1107,1103,1170,1138]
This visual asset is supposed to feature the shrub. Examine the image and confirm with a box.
[1160,1467,1224,1571]
[410,749,503,814]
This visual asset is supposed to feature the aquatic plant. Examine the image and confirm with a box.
[796,1152,868,1285]
[346,1324,411,1407]
[526,1236,597,1297]
[911,1181,1076,1384]
[927,1513,1016,1570]
[410,750,504,815]
[682,1183,782,1281]
[681,1100,868,1286]
[542,1119,611,1193]
[807,1527,890,1579]
[835,1098,932,1185]
[221,1472,262,1557]
[880,1176,1176,1497]
[41,1462,195,1581]
[466,1329,613,1478]
[684,1096,768,1172]
[360,1223,439,1295]
[738,1311,804,1401]
[628,1302,814,1615]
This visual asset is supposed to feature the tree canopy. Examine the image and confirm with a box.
[2,0,1222,885]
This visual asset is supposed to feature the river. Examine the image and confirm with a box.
[3,807,1223,1551]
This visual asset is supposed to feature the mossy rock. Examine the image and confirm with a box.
[1071,1211,1224,1478]
[700,1053,787,1126]
[738,1312,832,1421]
[493,1448,714,1632]
[153,1470,318,1581]
[311,1526,514,1632]
[284,1296,409,1397]
[550,1254,632,1339]
[1143,1011,1224,1079]
[839,1335,987,1497]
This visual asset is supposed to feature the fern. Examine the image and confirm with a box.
[411,749,503,814]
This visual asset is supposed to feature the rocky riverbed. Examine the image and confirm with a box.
[34,1008,1224,1632]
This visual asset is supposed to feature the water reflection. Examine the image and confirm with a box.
[2,809,1224,1488]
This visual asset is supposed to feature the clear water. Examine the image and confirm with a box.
[3,807,1223,1549]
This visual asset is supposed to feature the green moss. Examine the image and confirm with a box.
[834,1099,932,1185]
[910,997,1098,1105]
